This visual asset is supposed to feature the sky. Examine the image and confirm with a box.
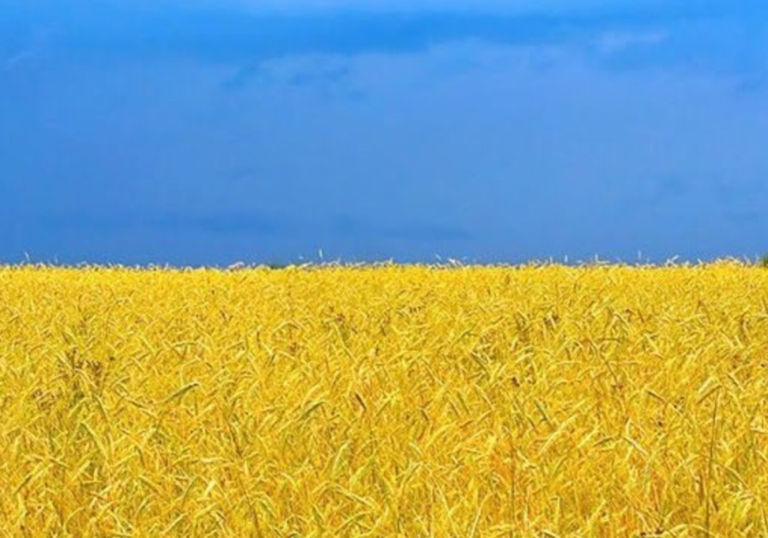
[1,1,768,265]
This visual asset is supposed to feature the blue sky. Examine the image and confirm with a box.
[2,1,768,265]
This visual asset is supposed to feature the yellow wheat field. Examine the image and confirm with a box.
[1,263,768,537]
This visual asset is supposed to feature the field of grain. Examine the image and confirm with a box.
[1,264,767,536]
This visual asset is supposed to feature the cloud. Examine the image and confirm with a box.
[2,1,751,65]
[330,214,471,242]
[3,49,35,71]
[594,29,668,54]
[3,0,766,88]
[19,212,471,242]
[29,213,282,235]
[287,65,351,88]
[224,61,354,92]
[726,210,761,225]
[221,64,263,90]
[621,176,691,209]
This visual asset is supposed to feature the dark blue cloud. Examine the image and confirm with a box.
[3,0,767,66]
[25,213,282,235]
[330,214,471,242]
[3,0,766,101]
[2,7,574,64]
[10,212,470,243]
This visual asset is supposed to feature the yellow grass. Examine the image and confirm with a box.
[1,263,768,536]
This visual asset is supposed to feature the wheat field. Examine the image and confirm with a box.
[1,263,767,536]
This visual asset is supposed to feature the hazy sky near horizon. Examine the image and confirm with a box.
[2,1,768,265]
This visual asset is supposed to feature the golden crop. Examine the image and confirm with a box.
[1,263,768,537]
